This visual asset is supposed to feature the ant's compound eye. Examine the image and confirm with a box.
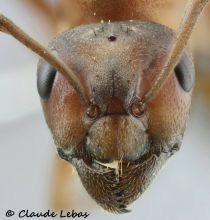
[86,104,100,120]
[37,60,57,100]
[174,53,195,92]
[130,99,146,118]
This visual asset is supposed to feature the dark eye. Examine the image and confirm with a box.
[174,52,195,92]
[37,59,57,100]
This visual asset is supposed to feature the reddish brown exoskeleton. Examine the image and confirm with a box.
[0,0,209,213]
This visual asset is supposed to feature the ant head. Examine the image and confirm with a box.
[37,21,194,212]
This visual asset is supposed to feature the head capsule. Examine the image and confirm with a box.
[37,21,194,213]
